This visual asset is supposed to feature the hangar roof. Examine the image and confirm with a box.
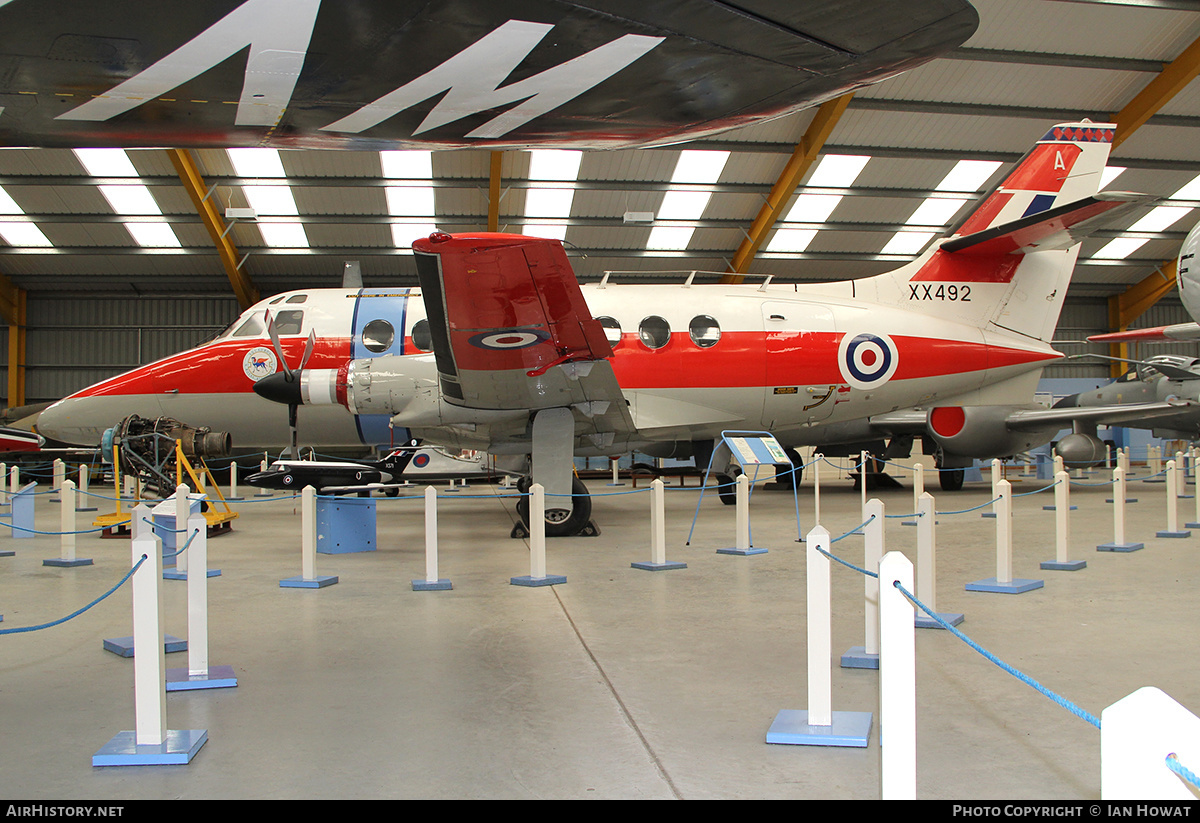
[1,0,1199,327]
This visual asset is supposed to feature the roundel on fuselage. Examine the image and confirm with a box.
[837,332,899,390]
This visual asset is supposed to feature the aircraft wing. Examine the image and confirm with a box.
[869,398,1196,435]
[1089,324,1200,343]
[411,233,636,444]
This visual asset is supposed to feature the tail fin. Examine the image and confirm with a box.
[876,121,1121,343]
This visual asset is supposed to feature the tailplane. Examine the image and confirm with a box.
[869,121,1149,343]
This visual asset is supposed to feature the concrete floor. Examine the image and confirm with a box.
[0,461,1197,800]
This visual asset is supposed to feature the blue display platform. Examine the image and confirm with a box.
[280,575,338,588]
[93,729,207,767]
[1041,559,1087,571]
[166,665,237,691]
[412,578,452,591]
[317,496,375,554]
[766,710,873,747]
[163,568,221,580]
[716,547,767,556]
[965,577,1044,594]
[915,611,964,629]
[511,574,566,587]
[840,646,878,669]
[103,635,186,657]
[1097,542,1143,552]
[631,561,687,571]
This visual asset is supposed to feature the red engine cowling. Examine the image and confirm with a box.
[926,406,1059,460]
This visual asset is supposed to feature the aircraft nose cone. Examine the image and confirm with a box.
[253,372,302,406]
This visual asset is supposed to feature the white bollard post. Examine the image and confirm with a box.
[967,479,1044,593]
[1101,687,1200,800]
[1099,467,1144,552]
[76,465,96,512]
[633,478,686,571]
[914,491,963,627]
[860,450,868,515]
[52,459,64,499]
[256,455,272,497]
[813,453,822,527]
[1041,470,1085,571]
[511,483,566,586]
[131,532,166,746]
[173,484,190,576]
[1157,460,1191,538]
[228,461,241,501]
[879,551,917,800]
[842,498,883,668]
[766,525,872,747]
[982,458,1001,518]
[279,485,337,588]
[9,465,18,499]
[46,480,91,567]
[607,458,624,487]
[413,486,452,590]
[718,474,765,555]
[186,512,208,677]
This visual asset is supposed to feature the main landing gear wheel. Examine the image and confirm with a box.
[939,468,965,492]
[516,475,594,537]
[716,473,737,505]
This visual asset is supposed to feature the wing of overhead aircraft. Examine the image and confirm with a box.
[0,0,978,150]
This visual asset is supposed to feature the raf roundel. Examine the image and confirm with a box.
[467,328,550,350]
[838,332,899,390]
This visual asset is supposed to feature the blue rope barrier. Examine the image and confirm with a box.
[935,497,1001,516]
[0,555,147,636]
[893,580,1101,729]
[814,544,879,578]
[830,515,874,544]
[1166,754,1200,791]
[1012,480,1059,498]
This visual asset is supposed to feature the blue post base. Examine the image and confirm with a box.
[0,549,12,557]
[1157,529,1191,538]
[42,557,93,567]
[510,574,567,587]
[981,512,996,518]
[1186,522,1200,529]
[766,710,873,747]
[1097,542,1143,552]
[1041,559,1087,571]
[103,635,186,657]
[1042,505,1077,511]
[631,561,687,571]
[93,729,207,767]
[965,577,1044,594]
[840,646,879,669]
[164,569,221,580]
[915,611,964,629]
[280,575,338,588]
[1106,498,1138,503]
[166,665,238,691]
[716,547,767,556]
[412,578,453,591]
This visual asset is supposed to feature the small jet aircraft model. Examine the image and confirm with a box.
[38,121,1176,535]
[245,443,492,494]
[0,0,977,151]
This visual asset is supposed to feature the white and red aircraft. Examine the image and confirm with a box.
[37,121,1174,535]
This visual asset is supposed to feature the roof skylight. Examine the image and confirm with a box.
[523,150,582,241]
[74,148,180,249]
[767,154,869,253]
[0,185,52,247]
[382,150,438,247]
[646,150,729,251]
[880,159,1001,256]
[227,148,309,248]
[1093,173,1200,260]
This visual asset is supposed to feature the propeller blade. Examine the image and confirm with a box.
[298,330,316,372]
[264,310,292,379]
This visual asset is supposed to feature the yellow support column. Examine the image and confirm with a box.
[488,151,503,233]
[723,93,853,283]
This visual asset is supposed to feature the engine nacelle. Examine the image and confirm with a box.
[1054,432,1107,469]
[925,405,1057,460]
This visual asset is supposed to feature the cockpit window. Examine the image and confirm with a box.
[286,294,307,304]
[272,310,304,335]
[232,315,265,337]
[362,319,394,353]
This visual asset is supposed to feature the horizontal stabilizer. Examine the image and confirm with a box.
[1089,323,1200,343]
[942,192,1156,256]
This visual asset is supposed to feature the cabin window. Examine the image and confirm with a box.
[689,315,721,348]
[362,319,394,353]
[272,310,304,336]
[286,294,307,304]
[411,319,433,352]
[639,316,670,350]
[597,316,622,348]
